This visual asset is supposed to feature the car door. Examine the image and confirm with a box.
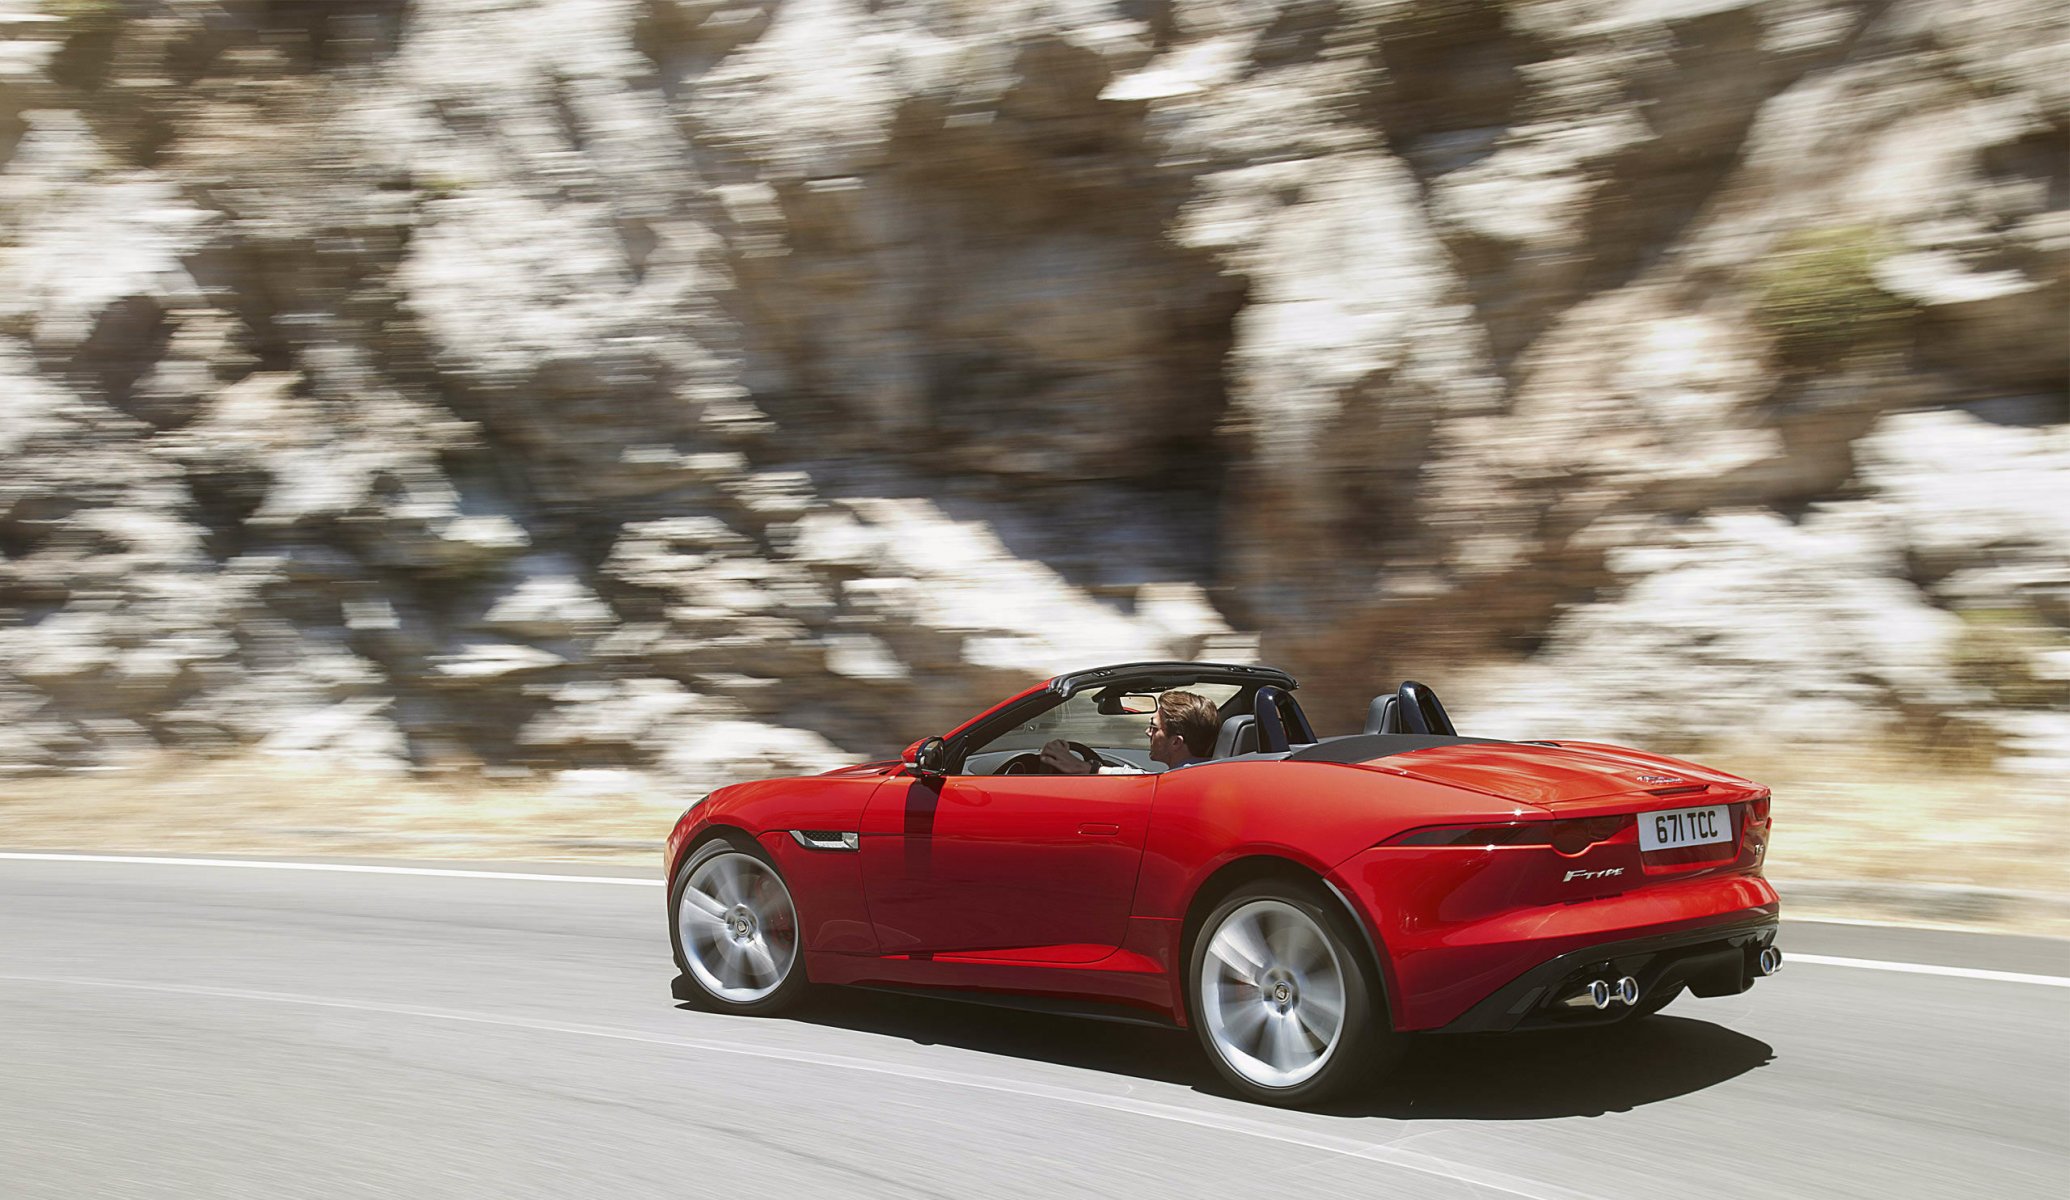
[858,771,1157,961]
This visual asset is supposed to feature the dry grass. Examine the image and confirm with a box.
[3,748,2065,933]
[1711,748,2068,895]
[0,758,686,862]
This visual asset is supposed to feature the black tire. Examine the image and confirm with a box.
[1185,879,1399,1107]
[668,832,810,1016]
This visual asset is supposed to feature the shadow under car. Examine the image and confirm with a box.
[670,975,1775,1118]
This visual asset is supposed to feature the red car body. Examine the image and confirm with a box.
[664,663,1779,1037]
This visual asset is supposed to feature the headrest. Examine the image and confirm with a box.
[1213,714,1258,759]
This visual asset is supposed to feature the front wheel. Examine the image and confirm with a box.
[669,835,808,1015]
[1186,881,1394,1106]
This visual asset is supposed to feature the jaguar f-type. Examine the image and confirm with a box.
[663,662,1780,1105]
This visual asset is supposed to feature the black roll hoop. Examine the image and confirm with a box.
[1394,680,1457,737]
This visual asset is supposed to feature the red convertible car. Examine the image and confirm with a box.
[664,661,1781,1105]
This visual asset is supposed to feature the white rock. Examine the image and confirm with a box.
[1467,508,1969,748]
[518,678,704,748]
[481,556,616,637]
[429,642,567,681]
[822,632,908,681]
[255,698,411,775]
[653,718,849,790]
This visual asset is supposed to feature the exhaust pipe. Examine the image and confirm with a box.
[1562,979,1616,1010]
[1561,976,1644,1010]
[1758,947,1782,976]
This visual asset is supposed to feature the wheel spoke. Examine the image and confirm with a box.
[684,917,725,950]
[1214,977,1259,1007]
[1264,913,1325,976]
[1290,933,1330,976]
[1261,1012,1306,1070]
[1299,975,1345,1044]
[1218,994,1269,1053]
[680,886,727,923]
[1295,998,1339,1045]
[1261,910,1298,964]
[707,857,750,907]
[741,939,779,980]
[715,937,753,989]
[1208,922,1271,986]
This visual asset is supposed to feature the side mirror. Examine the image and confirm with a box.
[906,736,949,780]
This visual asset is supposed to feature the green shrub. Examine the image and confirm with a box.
[1950,607,2070,710]
[45,0,125,27]
[1753,226,1917,369]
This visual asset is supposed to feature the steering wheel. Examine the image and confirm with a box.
[998,741,1106,775]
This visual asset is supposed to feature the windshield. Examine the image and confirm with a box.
[975,683,1244,758]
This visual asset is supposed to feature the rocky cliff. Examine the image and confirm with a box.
[2,0,2064,797]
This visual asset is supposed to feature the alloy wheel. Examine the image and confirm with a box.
[676,849,800,1004]
[1197,899,1349,1090]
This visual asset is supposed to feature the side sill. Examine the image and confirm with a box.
[850,984,1181,1030]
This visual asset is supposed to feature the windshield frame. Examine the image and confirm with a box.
[938,663,1306,775]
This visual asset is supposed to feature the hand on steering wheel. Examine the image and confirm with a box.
[1039,739,1103,775]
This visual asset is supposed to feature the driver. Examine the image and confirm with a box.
[1039,689,1222,775]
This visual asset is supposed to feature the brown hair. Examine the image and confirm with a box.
[1158,690,1223,759]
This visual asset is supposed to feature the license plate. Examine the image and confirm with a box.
[1639,804,1732,852]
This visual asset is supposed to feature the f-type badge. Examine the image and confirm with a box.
[1564,867,1625,882]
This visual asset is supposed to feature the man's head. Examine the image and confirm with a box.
[1149,690,1222,767]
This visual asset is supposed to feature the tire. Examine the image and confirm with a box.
[669,833,809,1015]
[1186,879,1395,1107]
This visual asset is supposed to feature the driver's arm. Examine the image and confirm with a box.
[1039,739,1096,774]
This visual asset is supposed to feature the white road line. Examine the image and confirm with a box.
[8,852,2066,988]
[0,852,662,886]
[0,973,1586,1200]
[1786,953,2070,988]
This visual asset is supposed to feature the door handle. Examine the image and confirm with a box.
[1077,823,1121,838]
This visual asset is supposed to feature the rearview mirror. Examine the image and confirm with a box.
[1095,686,1161,715]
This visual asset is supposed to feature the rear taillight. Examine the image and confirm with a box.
[1387,815,1630,852]
[1387,822,1550,847]
[1748,794,1771,824]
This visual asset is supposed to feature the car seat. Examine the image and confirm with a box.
[1213,714,1259,758]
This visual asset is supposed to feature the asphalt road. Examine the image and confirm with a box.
[2,853,2065,1200]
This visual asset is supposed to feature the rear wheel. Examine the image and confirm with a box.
[1187,880,1393,1106]
[669,835,807,1015]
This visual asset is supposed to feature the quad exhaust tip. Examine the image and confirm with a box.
[1617,976,1641,1006]
[1759,947,1782,976]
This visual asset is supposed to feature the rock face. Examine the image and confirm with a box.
[1,0,2063,793]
